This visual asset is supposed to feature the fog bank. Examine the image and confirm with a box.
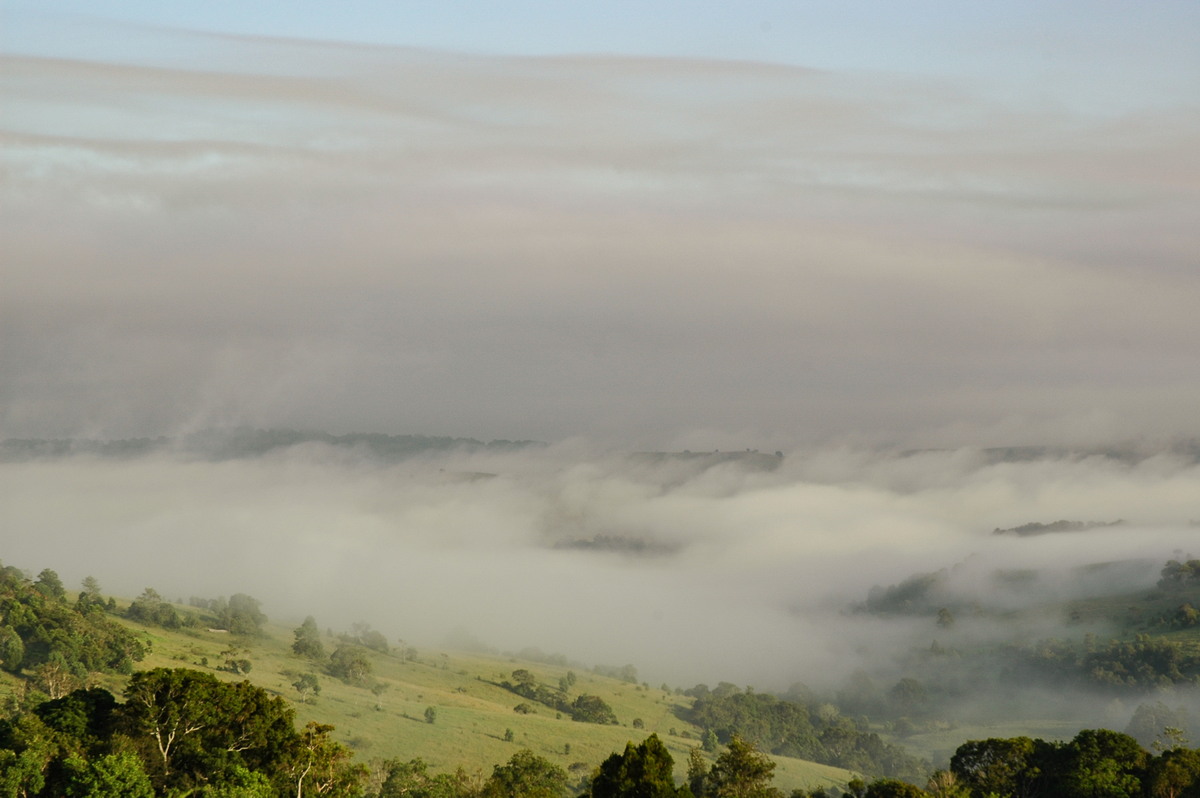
[4,443,1198,689]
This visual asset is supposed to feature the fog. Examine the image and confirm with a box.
[4,442,1198,693]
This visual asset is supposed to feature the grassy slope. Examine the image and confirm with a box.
[10,610,852,794]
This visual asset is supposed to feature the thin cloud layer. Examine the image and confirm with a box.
[2,27,1198,447]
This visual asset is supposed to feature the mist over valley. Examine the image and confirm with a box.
[6,430,1199,735]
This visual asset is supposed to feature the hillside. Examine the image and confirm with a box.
[0,596,853,795]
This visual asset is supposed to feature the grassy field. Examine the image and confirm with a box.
[2,606,854,794]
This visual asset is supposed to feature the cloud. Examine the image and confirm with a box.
[2,27,1198,447]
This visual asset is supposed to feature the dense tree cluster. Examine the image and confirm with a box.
[1158,560,1200,592]
[684,685,924,782]
[1007,634,1198,692]
[0,667,361,796]
[126,587,188,629]
[0,564,145,682]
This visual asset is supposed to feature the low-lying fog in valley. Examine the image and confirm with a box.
[5,438,1198,723]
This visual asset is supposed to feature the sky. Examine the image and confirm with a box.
[2,1,1199,449]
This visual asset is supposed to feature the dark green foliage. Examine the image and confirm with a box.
[571,694,619,725]
[125,587,183,629]
[33,687,118,753]
[0,565,145,676]
[424,705,438,724]
[292,615,327,660]
[500,669,618,724]
[591,734,685,798]
[949,737,1043,798]
[1057,729,1146,798]
[481,749,567,798]
[512,668,538,693]
[0,666,368,797]
[59,752,155,798]
[121,668,298,793]
[947,730,1156,798]
[863,779,929,798]
[1145,747,1200,798]
[0,625,24,671]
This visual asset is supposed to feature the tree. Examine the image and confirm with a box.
[328,644,373,686]
[77,576,107,613]
[707,735,779,798]
[126,587,181,628]
[33,686,119,750]
[425,706,438,724]
[688,748,710,797]
[60,752,155,798]
[888,678,928,716]
[1146,747,1200,798]
[379,757,481,798]
[512,669,538,694]
[924,770,968,798]
[34,569,66,601]
[287,721,364,798]
[120,667,297,792]
[591,734,684,798]
[292,616,326,660]
[0,626,25,672]
[1060,729,1146,798]
[0,714,55,797]
[482,749,567,798]
[293,672,321,703]
[864,780,929,798]
[950,736,1041,798]
[219,594,266,636]
[572,694,619,724]
[1125,702,1191,751]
